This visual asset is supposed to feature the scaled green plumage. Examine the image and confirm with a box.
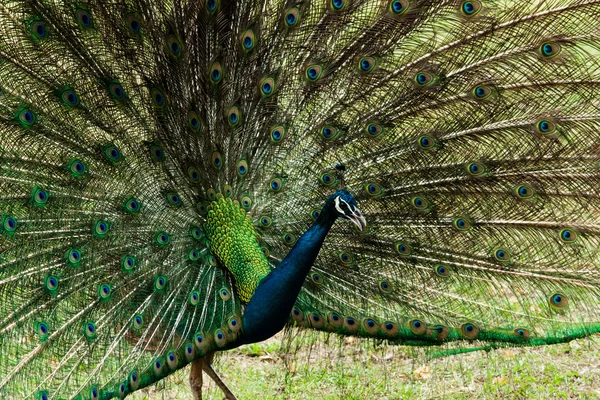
[2,0,600,399]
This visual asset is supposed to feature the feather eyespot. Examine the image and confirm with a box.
[330,0,348,10]
[394,242,412,256]
[167,35,183,57]
[338,251,354,265]
[417,135,439,149]
[284,7,301,27]
[240,195,253,210]
[122,197,141,214]
[381,321,399,336]
[153,358,164,376]
[434,264,450,277]
[549,293,568,309]
[358,57,376,73]
[129,371,140,390]
[118,381,128,398]
[2,215,17,234]
[292,307,304,322]
[539,41,561,59]
[472,84,492,99]
[344,317,359,332]
[305,64,323,82]
[122,256,136,272]
[32,187,48,206]
[195,332,207,352]
[515,184,535,199]
[535,119,556,134]
[461,1,482,16]
[363,318,379,333]
[102,145,123,164]
[559,228,577,243]
[188,166,200,182]
[453,217,472,231]
[270,125,286,143]
[211,151,223,169]
[98,284,111,300]
[188,249,200,262]
[30,19,48,39]
[75,8,93,29]
[514,328,530,338]
[190,228,203,241]
[389,0,409,15]
[127,15,141,34]
[188,110,201,131]
[166,192,182,207]
[85,321,97,339]
[366,123,384,137]
[269,178,283,192]
[414,71,434,86]
[493,248,511,263]
[210,62,223,84]
[206,0,219,13]
[184,343,196,361]
[108,82,126,100]
[167,351,178,370]
[364,182,384,197]
[68,159,87,177]
[241,29,256,51]
[430,325,450,340]
[466,162,487,176]
[223,185,233,197]
[409,319,427,335]
[60,89,80,107]
[155,231,171,245]
[259,216,272,227]
[320,125,341,140]
[226,106,241,127]
[311,272,323,285]
[207,188,217,200]
[94,220,110,237]
[379,280,392,293]
[460,323,479,339]
[66,248,81,266]
[35,321,49,339]
[17,108,36,127]
[260,77,276,97]
[154,276,167,291]
[411,196,430,211]
[319,172,338,186]
[220,288,231,301]
[196,202,208,215]
[215,330,227,347]
[151,88,167,108]
[282,233,297,245]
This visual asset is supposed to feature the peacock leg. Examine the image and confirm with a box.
[189,355,205,400]
[201,360,238,400]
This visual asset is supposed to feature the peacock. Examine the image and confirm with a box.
[1,0,600,398]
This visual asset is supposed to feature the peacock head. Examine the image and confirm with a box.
[327,189,366,231]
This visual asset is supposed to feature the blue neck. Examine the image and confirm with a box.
[231,206,337,346]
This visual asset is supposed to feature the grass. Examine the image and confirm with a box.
[130,331,600,399]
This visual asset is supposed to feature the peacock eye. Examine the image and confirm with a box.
[467,162,487,176]
[461,0,482,16]
[30,20,48,39]
[210,61,223,83]
[434,264,450,277]
[389,0,410,15]
[539,41,561,58]
[472,84,492,99]
[241,29,256,51]
[515,185,535,199]
[559,228,577,243]
[151,88,167,107]
[75,9,93,28]
[358,57,376,72]
[260,77,275,96]
[535,119,556,134]
[270,125,286,142]
[414,71,434,86]
[226,106,241,127]
[127,15,142,34]
[305,64,323,82]
[167,35,183,56]
[330,0,347,10]
[61,89,80,106]
[284,7,300,27]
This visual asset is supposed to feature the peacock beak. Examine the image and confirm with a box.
[347,209,367,231]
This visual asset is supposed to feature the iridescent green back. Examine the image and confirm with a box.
[2,0,600,398]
